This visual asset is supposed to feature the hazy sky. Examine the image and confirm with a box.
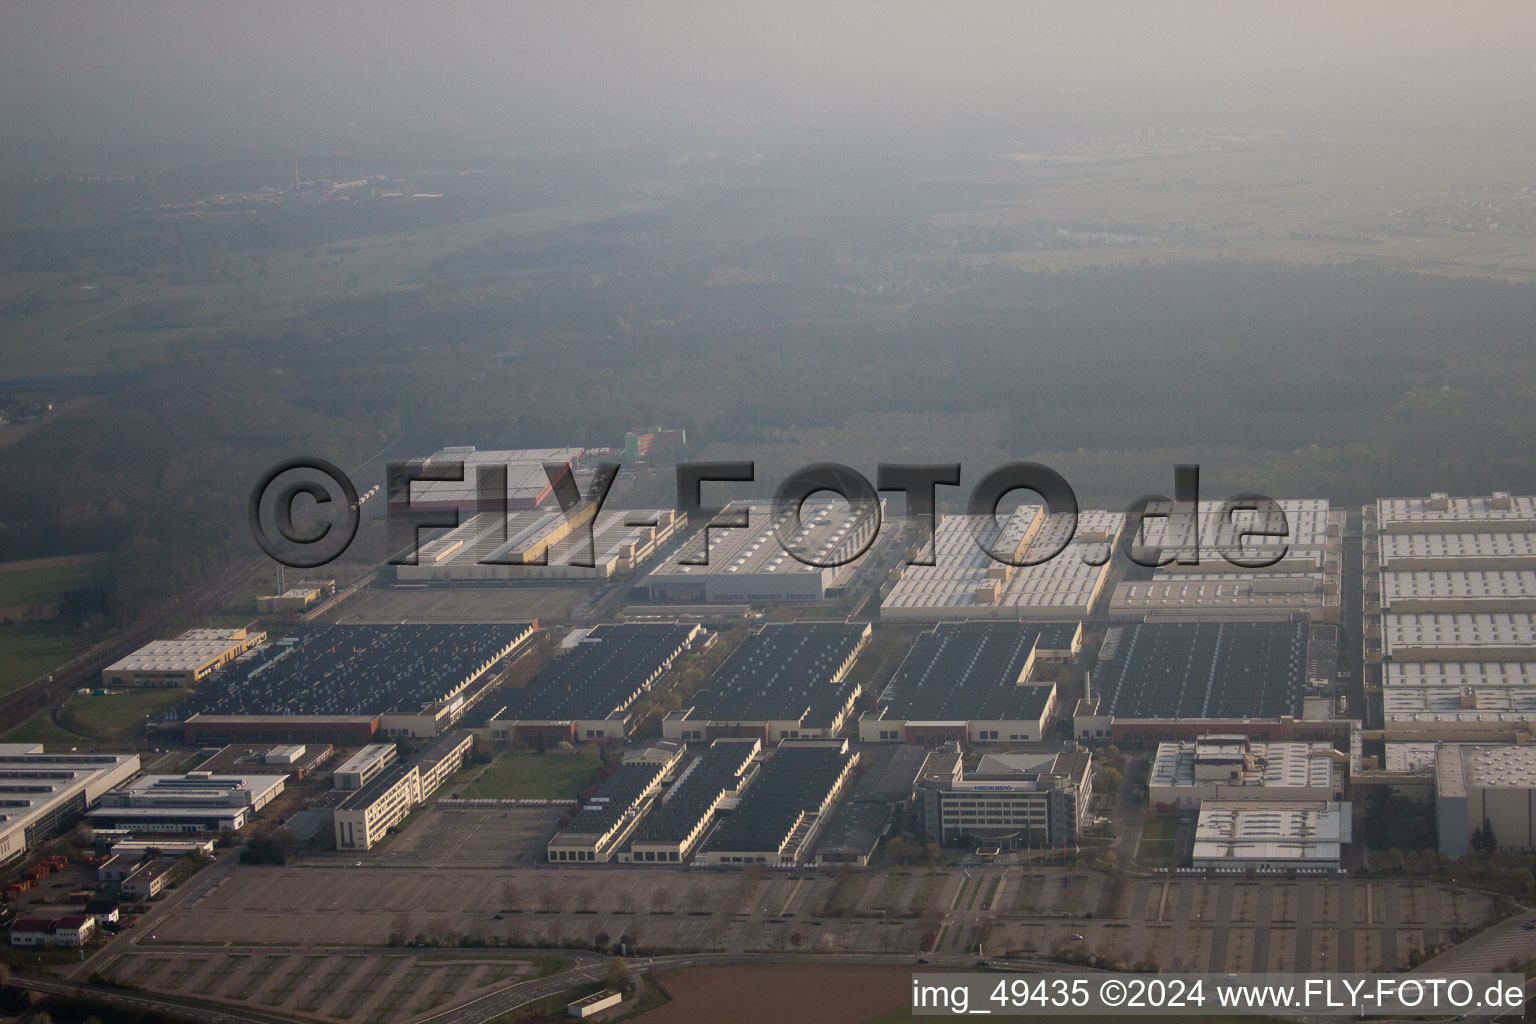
[4,1,1536,156]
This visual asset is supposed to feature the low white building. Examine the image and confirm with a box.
[1148,736,1343,810]
[51,914,97,947]
[1192,801,1350,871]
[88,771,286,833]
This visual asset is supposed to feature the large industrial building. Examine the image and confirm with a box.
[695,740,857,866]
[1147,735,1345,810]
[858,621,1074,745]
[1111,499,1342,623]
[1380,612,1536,662]
[490,623,702,744]
[641,498,884,604]
[1381,661,1536,727]
[387,446,585,514]
[547,750,682,863]
[87,772,286,833]
[0,745,141,865]
[1365,495,1536,737]
[102,627,266,688]
[179,622,536,744]
[662,621,870,743]
[623,739,760,863]
[1080,621,1313,743]
[395,507,685,582]
[881,510,1122,621]
[1434,742,1536,856]
[1191,800,1351,872]
[912,742,1093,850]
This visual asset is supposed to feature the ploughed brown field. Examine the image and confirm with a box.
[637,965,914,1023]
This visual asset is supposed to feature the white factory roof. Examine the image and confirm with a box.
[1379,569,1536,606]
[0,746,142,849]
[1378,494,1536,530]
[1380,532,1536,565]
[1382,662,1536,722]
[1382,612,1536,655]
[403,446,584,506]
[1384,711,1536,724]
[649,498,881,579]
[1111,575,1334,616]
[1192,800,1349,864]
[104,629,258,675]
[1136,498,1334,559]
[1383,742,1439,774]
[1437,743,1536,797]
[116,772,281,800]
[1382,688,1536,724]
[334,744,397,776]
[881,510,1120,614]
[1150,739,1337,791]
[1386,661,1536,687]
[414,508,681,568]
[176,628,252,642]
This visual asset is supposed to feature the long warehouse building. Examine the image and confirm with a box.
[859,620,1075,745]
[663,621,870,743]
[695,740,856,867]
[642,499,884,604]
[491,623,702,744]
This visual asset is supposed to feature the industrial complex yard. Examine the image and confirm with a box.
[9,483,1536,1024]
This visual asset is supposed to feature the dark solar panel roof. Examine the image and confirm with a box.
[187,623,534,717]
[1096,621,1307,719]
[501,623,696,722]
[631,740,756,843]
[561,762,664,837]
[932,619,1080,651]
[689,622,865,726]
[880,621,1054,722]
[702,744,851,854]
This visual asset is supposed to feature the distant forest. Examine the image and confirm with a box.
[3,180,1536,621]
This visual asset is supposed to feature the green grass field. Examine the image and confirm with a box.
[1,685,187,747]
[0,623,90,696]
[0,555,109,609]
[58,686,188,740]
[0,708,84,746]
[456,750,603,801]
[1135,815,1181,862]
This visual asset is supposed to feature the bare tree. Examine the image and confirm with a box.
[387,915,414,947]
[427,919,460,947]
